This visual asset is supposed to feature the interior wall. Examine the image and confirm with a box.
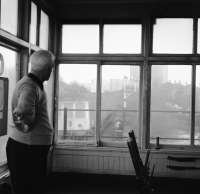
[53,148,200,178]
[50,1,200,179]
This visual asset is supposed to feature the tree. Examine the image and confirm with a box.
[59,80,91,101]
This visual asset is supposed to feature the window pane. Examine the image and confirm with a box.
[0,46,17,164]
[44,70,54,124]
[153,19,193,54]
[39,10,49,49]
[58,64,97,143]
[195,66,200,145]
[197,19,200,54]
[103,25,142,54]
[151,65,191,145]
[62,25,99,53]
[0,136,7,164]
[101,65,140,143]
[1,0,18,35]
[29,2,37,45]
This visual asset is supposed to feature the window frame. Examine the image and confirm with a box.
[29,1,38,45]
[103,24,142,54]
[61,24,100,54]
[56,62,98,146]
[145,17,199,150]
[0,77,8,136]
[56,18,200,150]
[56,61,142,148]
[39,9,50,49]
[56,21,144,147]
[100,62,142,147]
[148,62,198,150]
[0,0,19,36]
[152,18,194,54]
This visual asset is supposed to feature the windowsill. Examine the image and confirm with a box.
[54,143,200,155]
[55,139,133,151]
[57,140,130,147]
[149,143,200,153]
[55,143,129,152]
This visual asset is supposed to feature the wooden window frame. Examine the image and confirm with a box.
[0,77,8,136]
[56,22,144,147]
[56,18,200,150]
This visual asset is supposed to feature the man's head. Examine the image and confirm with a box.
[30,50,55,82]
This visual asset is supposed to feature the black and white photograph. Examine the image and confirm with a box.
[1,0,200,193]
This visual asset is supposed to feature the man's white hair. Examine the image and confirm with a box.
[30,50,55,73]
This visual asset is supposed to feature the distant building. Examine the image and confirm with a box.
[101,79,123,92]
[130,65,168,87]
[152,66,168,85]
[109,79,123,91]
[87,79,96,93]
[130,66,140,91]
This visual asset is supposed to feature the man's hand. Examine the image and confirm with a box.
[13,112,30,133]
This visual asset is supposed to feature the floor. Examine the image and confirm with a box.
[46,173,200,194]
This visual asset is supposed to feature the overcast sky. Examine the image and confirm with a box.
[60,19,198,85]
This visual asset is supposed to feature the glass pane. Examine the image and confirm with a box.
[58,64,97,143]
[62,25,99,53]
[103,25,142,54]
[153,19,193,54]
[151,65,191,145]
[101,65,140,143]
[0,46,17,164]
[195,66,200,145]
[197,19,200,54]
[0,136,7,164]
[39,10,49,49]
[1,0,18,35]
[29,2,37,45]
[44,70,54,124]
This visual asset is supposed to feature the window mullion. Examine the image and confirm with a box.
[193,18,198,55]
[142,17,152,149]
[0,0,1,27]
[96,23,103,146]
[191,18,197,146]
[99,22,103,54]
[96,63,102,146]
[138,65,143,148]
[36,6,41,46]
[191,65,196,146]
[145,63,151,149]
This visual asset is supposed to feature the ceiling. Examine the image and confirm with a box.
[44,0,200,22]
[47,0,200,5]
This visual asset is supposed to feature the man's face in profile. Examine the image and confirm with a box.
[44,64,53,81]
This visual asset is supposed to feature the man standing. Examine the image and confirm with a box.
[6,50,55,194]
